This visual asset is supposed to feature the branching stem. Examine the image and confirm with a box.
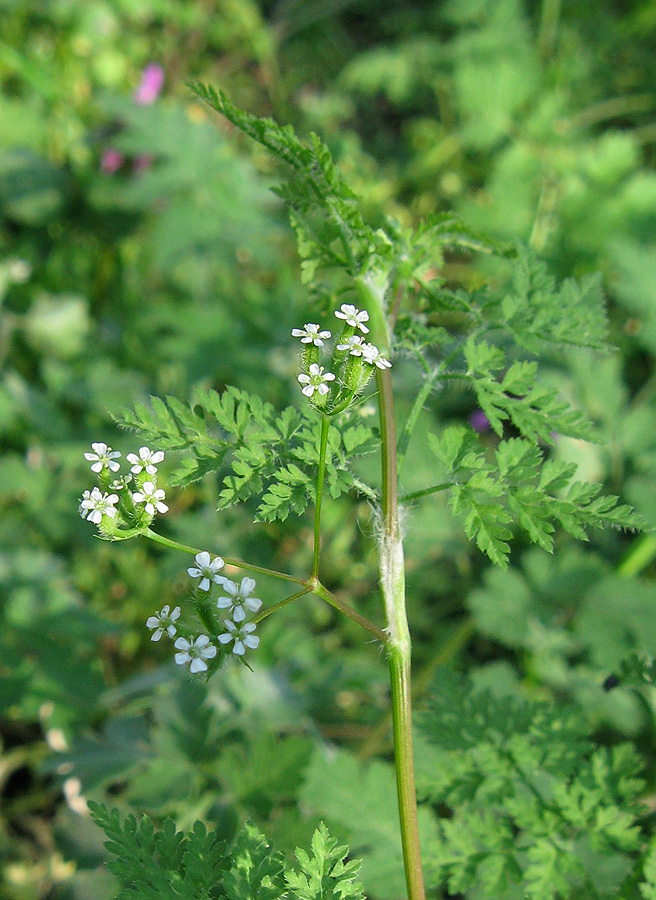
[143,528,305,585]
[143,528,385,640]
[312,581,388,644]
[253,588,310,624]
[400,482,452,503]
[396,366,442,475]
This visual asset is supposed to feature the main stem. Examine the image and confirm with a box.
[377,366,426,900]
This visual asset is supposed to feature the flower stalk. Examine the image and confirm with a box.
[312,414,330,578]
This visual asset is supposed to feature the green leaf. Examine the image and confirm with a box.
[429,425,642,566]
[485,248,610,353]
[286,823,365,900]
[418,673,644,899]
[300,748,437,900]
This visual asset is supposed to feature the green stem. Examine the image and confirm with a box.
[312,581,388,644]
[396,367,442,475]
[253,588,310,624]
[143,528,305,585]
[312,415,330,578]
[617,535,656,578]
[377,364,426,900]
[400,482,452,503]
[359,619,475,762]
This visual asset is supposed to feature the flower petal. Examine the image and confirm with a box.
[241,577,256,595]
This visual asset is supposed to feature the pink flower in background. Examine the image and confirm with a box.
[134,64,165,105]
[133,154,154,174]
[100,149,124,174]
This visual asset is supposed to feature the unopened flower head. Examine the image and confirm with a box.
[187,551,225,591]
[132,481,168,515]
[362,343,392,369]
[291,323,331,347]
[216,577,262,623]
[218,620,259,656]
[127,446,165,475]
[146,604,180,641]
[174,635,217,674]
[335,304,369,333]
[84,442,121,473]
[336,334,365,356]
[79,487,119,524]
[298,363,335,398]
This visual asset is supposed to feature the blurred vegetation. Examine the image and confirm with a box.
[1,1,656,898]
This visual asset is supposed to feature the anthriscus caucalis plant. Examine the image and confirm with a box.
[83,87,648,900]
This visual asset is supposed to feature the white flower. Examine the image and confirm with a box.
[8,259,31,283]
[187,551,226,591]
[297,363,336,398]
[84,442,121,473]
[336,334,365,355]
[334,304,369,333]
[174,635,217,674]
[132,481,168,515]
[291,323,331,347]
[362,342,392,369]
[126,446,165,475]
[216,577,262,623]
[218,620,259,656]
[79,487,119,524]
[146,604,181,641]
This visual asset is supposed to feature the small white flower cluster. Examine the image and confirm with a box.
[336,334,392,369]
[146,551,262,675]
[291,303,391,405]
[79,487,119,524]
[298,364,335,398]
[146,604,180,641]
[79,443,168,529]
[291,323,331,346]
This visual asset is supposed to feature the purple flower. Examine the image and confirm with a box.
[469,409,491,433]
[134,64,164,105]
[100,149,124,174]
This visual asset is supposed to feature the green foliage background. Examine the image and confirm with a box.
[2,1,656,898]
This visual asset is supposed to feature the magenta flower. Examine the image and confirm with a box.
[100,149,124,174]
[134,64,164,105]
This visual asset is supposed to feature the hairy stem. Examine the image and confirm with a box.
[377,365,426,900]
[143,528,305,585]
[312,415,330,578]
